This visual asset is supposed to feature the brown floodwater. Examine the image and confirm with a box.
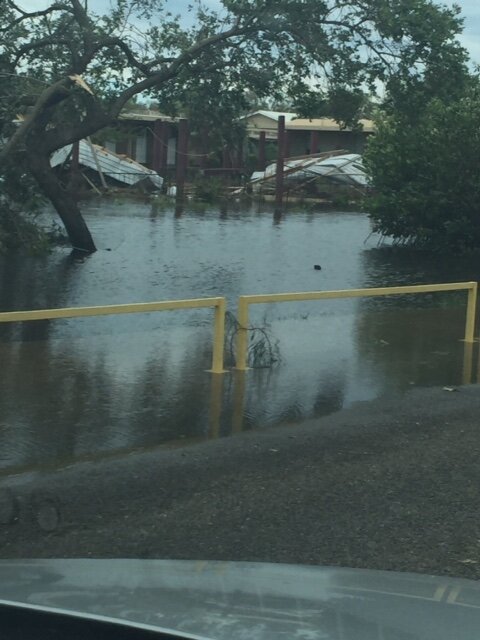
[0,199,478,474]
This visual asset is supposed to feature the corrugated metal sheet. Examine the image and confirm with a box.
[119,110,176,122]
[50,141,163,189]
[252,153,368,188]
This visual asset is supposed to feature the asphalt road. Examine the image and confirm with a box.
[2,385,480,580]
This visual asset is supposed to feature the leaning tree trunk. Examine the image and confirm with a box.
[27,149,96,253]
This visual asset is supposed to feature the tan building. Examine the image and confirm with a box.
[242,110,375,163]
[241,110,298,140]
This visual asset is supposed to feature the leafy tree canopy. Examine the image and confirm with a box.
[365,79,480,252]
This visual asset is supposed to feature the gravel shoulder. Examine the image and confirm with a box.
[1,385,480,580]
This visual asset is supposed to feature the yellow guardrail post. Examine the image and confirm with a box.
[235,296,250,371]
[464,282,478,343]
[208,297,227,374]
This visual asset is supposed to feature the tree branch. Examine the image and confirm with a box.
[69,0,94,53]
[1,2,70,32]
[42,96,111,153]
[91,37,153,75]
[110,20,250,118]
[13,37,72,66]
[32,20,254,153]
[0,78,72,164]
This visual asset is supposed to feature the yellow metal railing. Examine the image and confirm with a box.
[1,282,477,376]
[0,297,228,374]
[235,282,478,370]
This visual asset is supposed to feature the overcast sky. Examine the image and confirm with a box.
[17,0,480,64]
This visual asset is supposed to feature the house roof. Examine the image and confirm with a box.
[241,111,298,124]
[117,109,375,132]
[242,111,375,135]
[286,118,375,132]
[119,110,176,122]
[251,110,298,122]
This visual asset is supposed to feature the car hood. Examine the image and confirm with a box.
[0,560,479,639]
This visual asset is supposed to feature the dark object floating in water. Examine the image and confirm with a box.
[314,265,322,270]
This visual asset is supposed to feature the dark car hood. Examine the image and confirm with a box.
[0,560,479,639]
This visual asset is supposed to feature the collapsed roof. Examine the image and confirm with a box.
[250,152,368,191]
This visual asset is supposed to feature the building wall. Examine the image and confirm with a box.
[287,130,372,157]
[245,113,280,136]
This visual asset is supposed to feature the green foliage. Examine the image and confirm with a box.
[192,176,225,202]
[0,156,57,253]
[365,84,480,252]
[294,86,374,128]
[149,0,468,129]
[0,203,53,254]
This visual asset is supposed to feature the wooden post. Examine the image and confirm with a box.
[152,119,162,173]
[222,145,231,168]
[275,115,285,210]
[258,131,266,171]
[310,130,319,155]
[200,128,209,170]
[284,130,291,159]
[236,140,244,172]
[222,144,231,181]
[153,120,169,177]
[160,121,168,175]
[176,118,189,202]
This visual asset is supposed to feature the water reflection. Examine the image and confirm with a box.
[354,307,468,391]
[0,322,215,471]
[355,245,480,392]
[361,245,479,289]
[0,201,479,473]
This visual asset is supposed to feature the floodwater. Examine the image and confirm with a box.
[0,199,479,474]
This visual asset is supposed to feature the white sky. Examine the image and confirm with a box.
[16,0,480,64]
[456,0,480,62]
